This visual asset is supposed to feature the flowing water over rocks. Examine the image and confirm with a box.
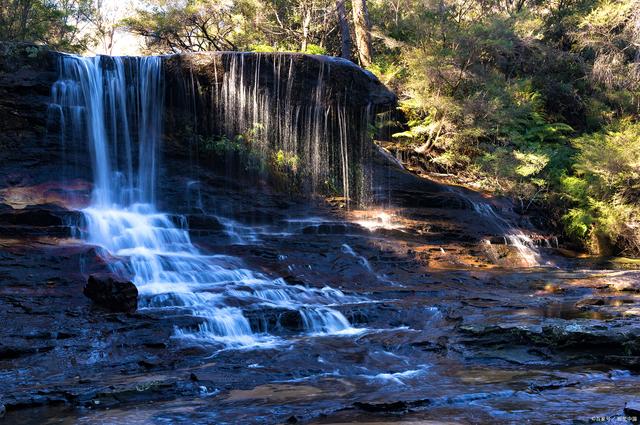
[1,44,640,424]
[53,54,361,349]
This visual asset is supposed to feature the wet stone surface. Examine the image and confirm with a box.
[1,161,640,425]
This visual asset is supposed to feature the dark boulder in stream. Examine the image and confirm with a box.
[84,274,138,313]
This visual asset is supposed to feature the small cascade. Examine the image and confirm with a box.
[50,54,360,348]
[471,201,542,267]
[342,243,399,285]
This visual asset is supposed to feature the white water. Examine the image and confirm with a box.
[51,54,359,347]
[470,202,541,267]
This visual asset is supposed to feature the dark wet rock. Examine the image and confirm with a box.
[605,355,640,369]
[183,214,224,231]
[84,379,198,409]
[138,357,163,370]
[527,379,580,393]
[282,275,306,286]
[232,209,286,225]
[576,297,606,307]
[0,43,57,148]
[410,335,449,353]
[0,206,81,238]
[0,207,63,226]
[488,236,510,245]
[245,307,305,333]
[302,222,367,235]
[84,273,138,313]
[0,224,72,238]
[625,401,640,417]
[354,397,431,412]
[0,42,90,199]
[354,400,410,412]
[0,343,55,360]
[460,320,640,363]
[249,247,280,260]
[0,402,5,418]
[278,310,304,331]
[343,310,369,325]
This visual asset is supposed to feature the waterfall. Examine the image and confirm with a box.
[172,53,374,204]
[50,54,359,348]
[52,55,163,206]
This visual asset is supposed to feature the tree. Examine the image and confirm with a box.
[0,0,94,52]
[335,0,351,59]
[85,0,131,54]
[125,0,343,55]
[575,0,640,110]
[352,0,373,66]
[258,0,340,54]
[123,0,255,53]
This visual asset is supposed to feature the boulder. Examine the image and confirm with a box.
[84,273,138,313]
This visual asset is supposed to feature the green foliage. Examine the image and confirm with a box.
[562,207,594,239]
[125,0,341,54]
[249,42,325,55]
[561,120,640,254]
[199,132,306,193]
[200,134,244,155]
[0,0,94,52]
[272,150,299,172]
[199,131,267,174]
[250,44,278,52]
[123,0,261,53]
[371,0,640,255]
[367,56,405,89]
[304,44,326,55]
[12,0,628,254]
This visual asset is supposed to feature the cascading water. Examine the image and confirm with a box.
[471,202,542,267]
[173,53,375,204]
[50,54,359,348]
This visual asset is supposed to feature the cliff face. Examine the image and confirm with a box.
[162,52,397,201]
[0,43,396,209]
[0,44,61,199]
[0,43,57,148]
[163,51,395,112]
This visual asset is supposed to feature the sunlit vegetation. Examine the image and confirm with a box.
[367,0,640,255]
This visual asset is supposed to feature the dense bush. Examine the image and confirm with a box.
[370,0,640,256]
[563,120,640,254]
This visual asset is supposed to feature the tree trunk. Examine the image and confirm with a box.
[352,0,373,67]
[301,8,312,52]
[335,0,351,60]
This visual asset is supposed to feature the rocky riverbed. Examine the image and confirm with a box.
[2,154,640,424]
